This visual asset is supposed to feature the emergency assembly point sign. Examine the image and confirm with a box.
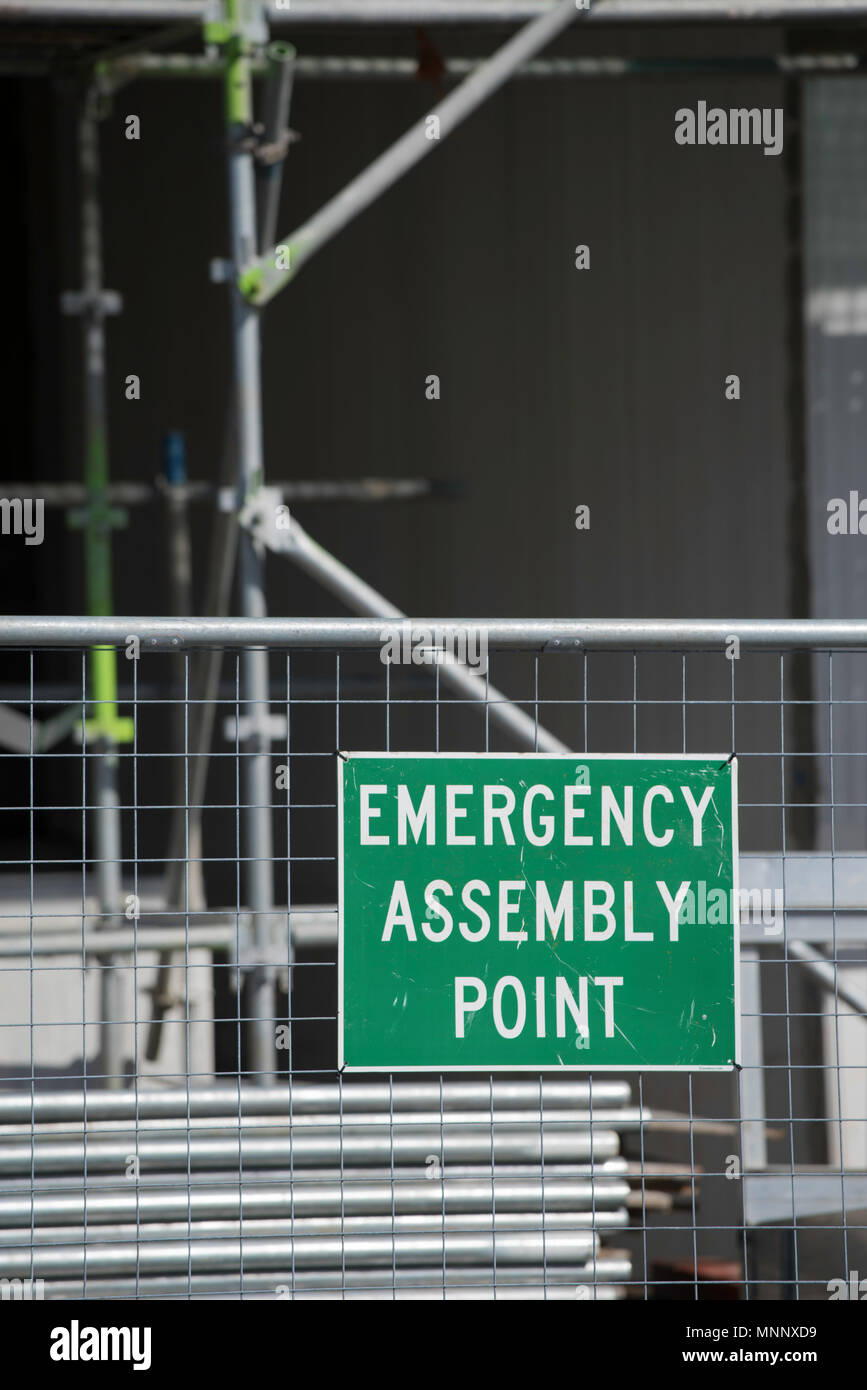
[338,753,739,1072]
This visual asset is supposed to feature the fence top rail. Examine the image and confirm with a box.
[8,1,867,25]
[1,616,867,651]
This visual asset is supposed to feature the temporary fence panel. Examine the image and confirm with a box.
[0,619,864,1301]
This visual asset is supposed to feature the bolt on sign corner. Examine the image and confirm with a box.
[338,753,739,1072]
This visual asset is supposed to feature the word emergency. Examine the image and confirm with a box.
[358,780,717,848]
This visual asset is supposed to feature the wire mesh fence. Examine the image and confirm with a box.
[0,620,864,1300]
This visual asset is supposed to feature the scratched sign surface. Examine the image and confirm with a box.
[338,754,739,1071]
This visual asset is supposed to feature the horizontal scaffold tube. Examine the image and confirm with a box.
[0,1210,628,1249]
[0,1176,632,1227]
[0,1127,620,1174]
[0,1108,644,1139]
[2,617,867,649]
[0,1229,596,1277]
[9,2,867,25]
[33,1262,630,1300]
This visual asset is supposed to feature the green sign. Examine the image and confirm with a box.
[338,753,739,1072]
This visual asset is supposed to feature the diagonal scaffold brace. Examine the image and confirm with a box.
[239,0,590,304]
[240,490,570,755]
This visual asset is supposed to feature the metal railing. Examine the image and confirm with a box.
[0,617,864,1301]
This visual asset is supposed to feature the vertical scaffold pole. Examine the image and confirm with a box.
[222,0,277,1083]
[67,87,135,1088]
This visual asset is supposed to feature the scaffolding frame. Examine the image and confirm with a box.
[12,0,596,1084]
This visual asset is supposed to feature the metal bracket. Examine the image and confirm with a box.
[222,713,287,742]
[237,124,299,161]
[67,504,129,533]
[236,485,294,551]
[76,714,136,746]
[543,637,584,652]
[204,0,268,50]
[235,942,290,971]
[233,120,263,154]
[227,912,291,992]
[254,128,300,166]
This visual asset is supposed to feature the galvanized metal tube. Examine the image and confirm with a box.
[98,52,864,82]
[151,434,205,1066]
[0,1108,643,1140]
[0,1210,627,1249]
[0,1166,627,1202]
[9,1,867,22]
[256,1282,625,1300]
[257,41,296,253]
[245,0,584,303]
[266,0,867,20]
[0,1177,631,1226]
[225,0,277,1083]
[786,940,867,1016]
[0,923,237,957]
[90,751,125,1089]
[3,478,445,503]
[4,617,867,649]
[161,435,206,918]
[0,1079,629,1121]
[739,948,768,1171]
[290,52,860,78]
[35,1261,630,1299]
[32,1273,627,1299]
[0,1159,627,1185]
[159,395,243,1052]
[0,1127,619,1174]
[0,903,321,954]
[75,88,127,1091]
[0,1,208,15]
[0,1228,596,1277]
